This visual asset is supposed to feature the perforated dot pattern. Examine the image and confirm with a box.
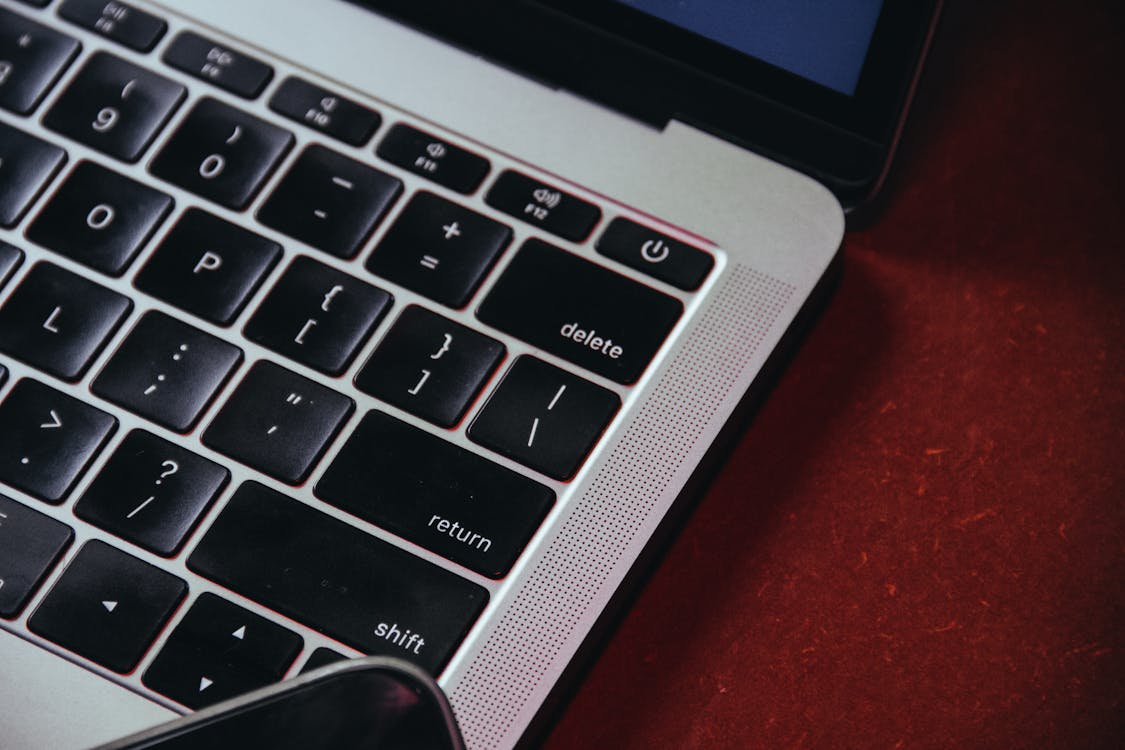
[449,264,796,748]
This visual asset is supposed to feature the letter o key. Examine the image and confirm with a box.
[86,204,116,231]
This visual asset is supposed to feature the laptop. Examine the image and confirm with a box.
[0,1,939,747]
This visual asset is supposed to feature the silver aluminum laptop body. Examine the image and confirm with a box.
[0,1,842,748]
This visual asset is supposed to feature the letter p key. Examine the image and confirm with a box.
[193,251,223,274]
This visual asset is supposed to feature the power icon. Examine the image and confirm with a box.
[640,239,670,263]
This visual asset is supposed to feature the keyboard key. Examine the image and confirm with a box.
[0,121,67,228]
[316,411,554,579]
[596,217,714,291]
[0,262,132,381]
[74,430,229,556]
[366,191,512,308]
[0,8,80,114]
[469,356,620,480]
[150,97,294,210]
[162,31,272,98]
[134,208,282,325]
[91,311,243,432]
[269,76,381,146]
[188,481,488,674]
[243,255,392,375]
[0,493,73,618]
[477,239,682,384]
[0,241,24,288]
[354,305,504,428]
[43,52,185,163]
[27,161,173,275]
[202,361,353,485]
[485,170,601,242]
[300,647,348,674]
[29,540,186,673]
[258,144,402,259]
[0,378,117,503]
[58,0,167,52]
[376,124,490,194]
[143,593,301,709]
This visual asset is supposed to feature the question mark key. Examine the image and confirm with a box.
[74,429,230,556]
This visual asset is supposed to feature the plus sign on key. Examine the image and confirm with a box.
[366,191,512,308]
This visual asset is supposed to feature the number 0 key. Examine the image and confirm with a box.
[151,97,293,210]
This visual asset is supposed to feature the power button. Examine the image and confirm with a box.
[596,218,714,290]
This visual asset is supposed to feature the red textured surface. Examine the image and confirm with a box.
[543,2,1124,748]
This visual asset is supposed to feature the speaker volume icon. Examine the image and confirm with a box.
[532,188,562,209]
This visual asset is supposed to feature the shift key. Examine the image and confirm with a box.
[477,239,682,384]
[188,482,488,674]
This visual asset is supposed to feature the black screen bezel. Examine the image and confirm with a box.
[349,0,941,205]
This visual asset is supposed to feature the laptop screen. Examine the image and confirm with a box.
[614,0,885,95]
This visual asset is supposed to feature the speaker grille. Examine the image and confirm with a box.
[449,264,796,748]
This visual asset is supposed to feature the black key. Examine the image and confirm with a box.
[144,593,301,709]
[91,311,243,432]
[0,8,80,114]
[316,411,554,579]
[188,481,488,674]
[43,52,185,163]
[0,241,24,288]
[0,378,116,503]
[376,124,490,194]
[596,217,715,291]
[75,430,229,556]
[202,361,353,485]
[354,305,504,428]
[162,31,272,98]
[0,262,131,381]
[477,239,682,384]
[243,256,392,375]
[134,208,282,325]
[0,493,73,618]
[58,0,167,52]
[485,170,601,242]
[27,161,173,275]
[28,540,186,673]
[0,121,67,228]
[300,647,348,674]
[366,191,511,308]
[269,76,381,146]
[150,97,294,210]
[469,356,620,480]
[258,144,401,259]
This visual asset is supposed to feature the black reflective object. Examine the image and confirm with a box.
[95,656,465,750]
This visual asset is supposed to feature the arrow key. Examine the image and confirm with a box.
[0,378,117,503]
[143,592,302,708]
[28,540,186,673]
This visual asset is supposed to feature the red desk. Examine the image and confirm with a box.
[545,2,1124,747]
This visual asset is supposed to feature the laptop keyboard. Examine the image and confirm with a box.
[0,0,714,712]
